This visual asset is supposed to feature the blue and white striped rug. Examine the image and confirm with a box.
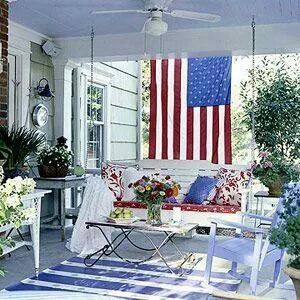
[5,256,240,299]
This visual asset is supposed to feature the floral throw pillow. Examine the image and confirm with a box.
[101,162,127,200]
[210,168,252,206]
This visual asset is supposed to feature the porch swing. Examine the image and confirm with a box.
[95,19,258,228]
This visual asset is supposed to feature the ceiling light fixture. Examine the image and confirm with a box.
[145,11,168,36]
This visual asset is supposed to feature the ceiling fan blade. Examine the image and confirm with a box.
[91,9,147,15]
[141,17,152,33]
[168,10,221,23]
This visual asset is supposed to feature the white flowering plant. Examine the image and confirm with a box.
[0,176,36,227]
[0,176,36,275]
[37,145,73,169]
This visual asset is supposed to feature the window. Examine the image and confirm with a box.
[87,83,104,168]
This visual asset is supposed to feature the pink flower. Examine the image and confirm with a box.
[263,161,273,168]
[248,162,257,170]
[259,151,269,158]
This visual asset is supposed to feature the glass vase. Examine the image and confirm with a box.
[147,203,162,226]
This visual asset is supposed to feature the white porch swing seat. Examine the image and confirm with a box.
[66,176,114,256]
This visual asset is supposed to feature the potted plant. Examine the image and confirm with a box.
[251,152,299,196]
[0,140,11,166]
[0,174,36,276]
[38,136,73,178]
[0,125,45,179]
[129,174,181,225]
[269,183,300,298]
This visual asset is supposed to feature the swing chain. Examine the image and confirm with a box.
[250,16,256,161]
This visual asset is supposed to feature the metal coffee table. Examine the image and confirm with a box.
[84,220,199,276]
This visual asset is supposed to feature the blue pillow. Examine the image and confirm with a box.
[184,176,218,205]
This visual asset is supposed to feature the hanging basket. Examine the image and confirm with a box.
[38,165,68,178]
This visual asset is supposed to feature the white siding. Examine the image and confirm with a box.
[95,61,140,162]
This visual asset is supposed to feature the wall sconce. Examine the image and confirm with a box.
[36,78,55,101]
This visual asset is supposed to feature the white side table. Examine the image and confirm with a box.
[0,189,51,277]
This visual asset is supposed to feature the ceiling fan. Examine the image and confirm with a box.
[91,1,221,36]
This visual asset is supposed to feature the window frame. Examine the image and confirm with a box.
[86,82,105,169]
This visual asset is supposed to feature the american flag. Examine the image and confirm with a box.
[149,56,232,164]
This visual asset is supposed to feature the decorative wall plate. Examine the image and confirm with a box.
[32,104,49,128]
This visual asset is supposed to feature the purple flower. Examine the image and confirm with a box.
[259,151,269,158]
[263,161,273,168]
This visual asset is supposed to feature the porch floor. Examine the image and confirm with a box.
[0,228,296,299]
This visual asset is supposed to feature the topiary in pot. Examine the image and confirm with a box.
[270,183,300,298]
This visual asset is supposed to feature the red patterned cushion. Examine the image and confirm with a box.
[101,162,127,200]
[211,168,252,206]
[114,201,240,213]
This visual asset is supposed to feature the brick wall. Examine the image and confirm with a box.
[0,0,8,125]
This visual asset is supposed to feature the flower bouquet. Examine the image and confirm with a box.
[129,174,181,225]
[251,151,298,196]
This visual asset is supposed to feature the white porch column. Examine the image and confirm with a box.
[53,59,76,147]
[72,67,82,165]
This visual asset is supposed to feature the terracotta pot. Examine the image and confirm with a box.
[284,267,300,299]
[266,179,283,196]
[38,165,68,178]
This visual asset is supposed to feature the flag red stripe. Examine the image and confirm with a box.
[200,107,207,160]
[212,106,219,164]
[186,107,194,160]
[224,104,232,164]
[149,60,157,159]
[161,60,168,159]
[173,59,181,160]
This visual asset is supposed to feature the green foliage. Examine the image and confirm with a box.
[241,54,300,162]
[270,183,300,269]
[0,140,11,160]
[0,237,14,276]
[0,125,46,169]
[87,85,103,124]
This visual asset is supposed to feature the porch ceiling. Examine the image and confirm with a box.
[8,0,300,38]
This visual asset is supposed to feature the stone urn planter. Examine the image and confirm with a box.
[266,178,283,196]
[284,267,300,299]
[38,165,68,178]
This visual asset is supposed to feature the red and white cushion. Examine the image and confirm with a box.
[101,162,127,200]
[217,168,252,185]
[211,168,252,206]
